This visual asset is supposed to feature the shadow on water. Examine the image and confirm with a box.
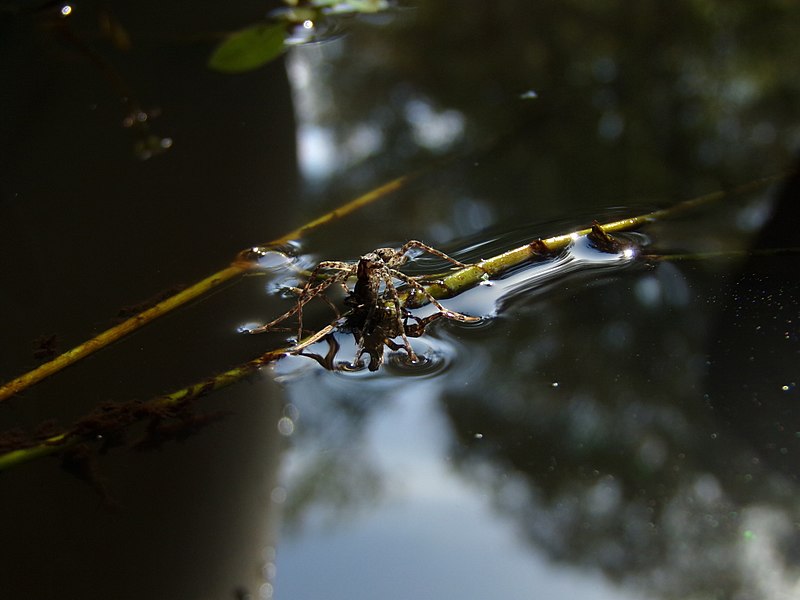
[1,1,799,600]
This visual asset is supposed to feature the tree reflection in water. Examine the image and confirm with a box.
[276,2,800,594]
[279,179,798,599]
[439,229,800,599]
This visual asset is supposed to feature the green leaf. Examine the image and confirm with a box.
[209,23,287,73]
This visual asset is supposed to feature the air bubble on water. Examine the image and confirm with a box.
[277,416,295,436]
[270,487,287,504]
[257,250,294,270]
[237,322,263,334]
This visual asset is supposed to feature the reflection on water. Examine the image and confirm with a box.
[276,392,649,600]
[2,1,799,599]
[271,184,800,599]
[269,224,643,376]
[440,231,641,320]
[267,2,800,598]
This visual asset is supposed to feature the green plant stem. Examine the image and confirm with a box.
[0,265,248,403]
[0,173,413,404]
[0,346,290,471]
[0,172,784,471]
[402,174,783,304]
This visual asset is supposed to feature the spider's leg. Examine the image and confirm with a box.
[247,268,345,336]
[403,312,443,338]
[246,280,328,335]
[297,332,340,371]
[385,338,404,351]
[314,260,357,275]
[317,292,342,319]
[294,262,352,342]
[393,271,481,323]
[291,277,338,340]
[396,240,471,269]
[246,299,306,334]
[298,261,354,301]
[383,275,419,363]
[289,323,337,353]
[351,300,376,367]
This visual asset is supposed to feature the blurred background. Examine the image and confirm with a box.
[1,1,798,599]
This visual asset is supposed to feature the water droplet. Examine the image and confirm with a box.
[277,416,294,436]
[270,487,287,503]
[283,403,299,421]
[259,581,274,599]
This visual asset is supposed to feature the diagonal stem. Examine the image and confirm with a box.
[0,173,415,403]
[0,172,786,470]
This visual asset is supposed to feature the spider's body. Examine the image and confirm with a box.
[248,240,480,371]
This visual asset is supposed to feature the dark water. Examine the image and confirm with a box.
[1,2,799,599]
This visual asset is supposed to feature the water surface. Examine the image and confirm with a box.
[1,2,798,599]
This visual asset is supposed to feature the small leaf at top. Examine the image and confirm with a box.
[209,23,287,73]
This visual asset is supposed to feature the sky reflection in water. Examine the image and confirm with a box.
[270,198,800,599]
[276,381,650,600]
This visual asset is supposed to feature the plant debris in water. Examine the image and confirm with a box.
[0,398,227,484]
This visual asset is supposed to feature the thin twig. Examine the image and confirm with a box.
[398,174,783,305]
[0,173,785,470]
[0,173,414,403]
[0,345,292,470]
[0,265,246,403]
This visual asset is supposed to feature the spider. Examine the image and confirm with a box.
[246,240,481,370]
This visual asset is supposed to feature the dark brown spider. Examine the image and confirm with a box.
[246,240,480,370]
